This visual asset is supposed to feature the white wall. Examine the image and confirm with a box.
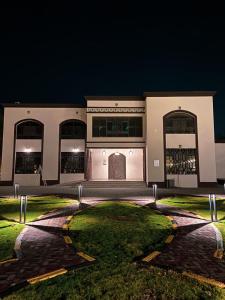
[14,174,40,186]
[215,143,225,179]
[15,140,42,152]
[146,96,217,186]
[166,134,196,148]
[87,100,145,108]
[167,174,198,188]
[1,107,86,184]
[90,148,144,181]
[61,140,85,152]
[60,174,84,184]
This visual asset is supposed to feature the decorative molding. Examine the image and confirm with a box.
[87,107,145,113]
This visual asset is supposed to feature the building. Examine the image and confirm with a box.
[0,91,219,187]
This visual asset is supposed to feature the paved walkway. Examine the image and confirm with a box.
[1,198,225,296]
[0,202,94,296]
[142,203,225,284]
[1,184,225,199]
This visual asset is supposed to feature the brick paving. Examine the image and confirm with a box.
[0,203,93,296]
[1,198,224,296]
[144,203,225,283]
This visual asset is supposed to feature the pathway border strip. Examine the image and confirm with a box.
[183,271,225,289]
[0,202,97,298]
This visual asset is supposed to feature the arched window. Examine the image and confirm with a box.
[16,120,43,139]
[60,120,86,139]
[164,111,196,134]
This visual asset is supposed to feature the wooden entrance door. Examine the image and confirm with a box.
[108,153,126,180]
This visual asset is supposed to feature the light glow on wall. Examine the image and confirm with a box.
[115,152,120,156]
[72,148,80,153]
[24,148,32,153]
[102,150,106,155]
[129,150,133,155]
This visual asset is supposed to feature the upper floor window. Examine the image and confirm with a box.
[60,120,86,139]
[17,121,43,139]
[92,117,143,137]
[164,112,196,134]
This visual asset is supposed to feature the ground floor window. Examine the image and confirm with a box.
[15,152,41,174]
[166,148,197,174]
[61,152,85,173]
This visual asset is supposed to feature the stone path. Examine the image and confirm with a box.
[0,202,94,297]
[142,203,225,284]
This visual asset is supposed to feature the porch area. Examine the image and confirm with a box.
[86,148,144,181]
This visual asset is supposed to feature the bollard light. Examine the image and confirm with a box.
[209,194,213,222]
[208,194,218,222]
[14,183,19,199]
[152,184,158,203]
[77,184,83,203]
[20,195,28,224]
[212,194,218,222]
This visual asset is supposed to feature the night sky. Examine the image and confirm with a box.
[0,5,225,137]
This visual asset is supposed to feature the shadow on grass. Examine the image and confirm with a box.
[0,224,14,229]
[0,215,20,223]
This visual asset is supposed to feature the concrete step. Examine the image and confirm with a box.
[73,180,147,189]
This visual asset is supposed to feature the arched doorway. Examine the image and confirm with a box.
[108,153,126,180]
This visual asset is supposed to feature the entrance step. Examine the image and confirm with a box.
[74,181,147,189]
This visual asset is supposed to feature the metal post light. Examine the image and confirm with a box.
[77,184,83,204]
[152,184,158,203]
[212,194,218,222]
[209,194,213,222]
[19,195,28,224]
[14,183,19,199]
[208,194,218,222]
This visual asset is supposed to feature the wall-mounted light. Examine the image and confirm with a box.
[102,150,106,155]
[129,150,133,155]
[72,148,79,153]
[115,152,120,156]
[24,148,32,153]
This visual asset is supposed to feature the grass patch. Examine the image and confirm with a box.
[0,196,76,261]
[4,201,225,300]
[0,195,76,223]
[0,220,24,261]
[158,196,225,243]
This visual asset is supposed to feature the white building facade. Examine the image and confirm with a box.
[0,92,219,187]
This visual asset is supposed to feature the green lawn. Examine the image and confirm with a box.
[0,196,76,261]
[0,220,24,261]
[5,201,225,300]
[158,196,225,242]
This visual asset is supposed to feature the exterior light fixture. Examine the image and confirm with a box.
[72,148,79,153]
[20,195,28,224]
[102,150,106,155]
[115,152,120,156]
[24,148,31,153]
[129,150,133,155]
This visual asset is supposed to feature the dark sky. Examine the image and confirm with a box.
[0,5,225,137]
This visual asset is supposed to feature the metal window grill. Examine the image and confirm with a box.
[166,148,197,174]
